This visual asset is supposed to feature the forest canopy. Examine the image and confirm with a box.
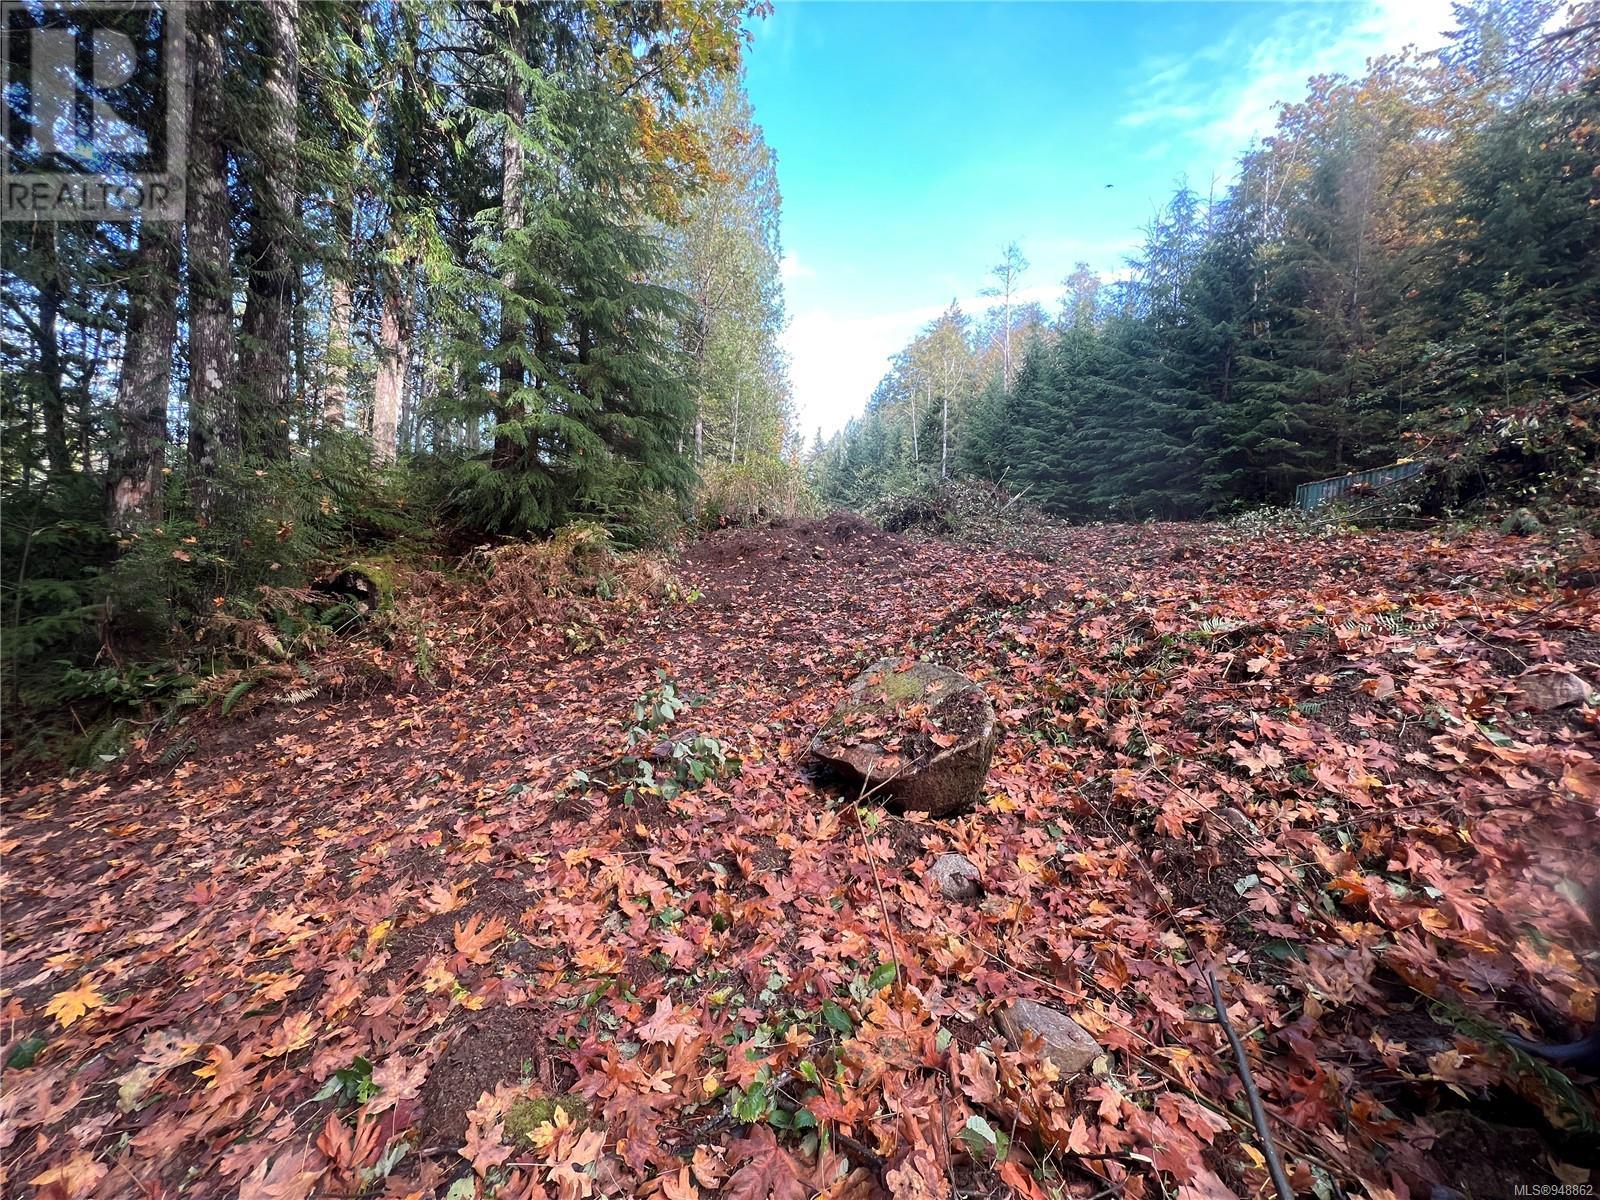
[4,6,1600,1199]
[2,0,1598,754]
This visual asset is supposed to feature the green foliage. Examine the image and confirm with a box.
[2,474,114,715]
[1,0,769,763]
[960,1114,1011,1164]
[696,459,817,528]
[627,678,691,741]
[6,1035,47,1070]
[313,1055,377,1108]
[1,438,427,764]
[610,677,738,803]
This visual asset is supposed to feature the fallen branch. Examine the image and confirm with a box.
[1206,969,1294,1200]
[1000,483,1033,513]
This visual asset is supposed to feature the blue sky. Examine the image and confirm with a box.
[742,1,1457,439]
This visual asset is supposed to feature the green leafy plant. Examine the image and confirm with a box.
[313,1055,377,1108]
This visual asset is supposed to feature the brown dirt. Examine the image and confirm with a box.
[1424,1109,1554,1196]
[5,515,1596,1199]
[418,1004,577,1149]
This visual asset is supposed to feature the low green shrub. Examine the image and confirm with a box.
[1,436,429,766]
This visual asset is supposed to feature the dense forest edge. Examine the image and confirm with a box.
[813,4,1600,522]
[2,0,1598,771]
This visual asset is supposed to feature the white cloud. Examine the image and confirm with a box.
[1119,0,1456,174]
[779,251,814,281]
[784,303,940,440]
[788,1,1462,441]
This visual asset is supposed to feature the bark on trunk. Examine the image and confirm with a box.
[108,224,181,531]
[370,272,411,465]
[236,0,299,461]
[323,267,351,430]
[461,363,481,453]
[186,0,234,512]
[35,224,70,476]
[941,392,949,480]
[909,386,919,465]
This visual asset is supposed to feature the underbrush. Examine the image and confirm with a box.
[567,676,739,805]
[864,477,1039,546]
[1392,392,1600,531]
[695,459,818,529]
[2,438,425,767]
[469,521,694,640]
[2,434,720,772]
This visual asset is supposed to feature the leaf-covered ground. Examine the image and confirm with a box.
[5,516,1599,1200]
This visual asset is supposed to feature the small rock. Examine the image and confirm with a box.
[926,852,981,901]
[996,998,1103,1077]
[1515,670,1592,712]
[1559,565,1599,589]
[1218,806,1261,837]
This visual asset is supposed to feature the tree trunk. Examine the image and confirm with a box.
[370,264,411,464]
[322,219,351,432]
[108,223,180,531]
[35,224,70,476]
[461,362,481,453]
[186,0,234,513]
[236,0,299,461]
[910,385,919,465]
[1002,290,1012,387]
[941,392,949,480]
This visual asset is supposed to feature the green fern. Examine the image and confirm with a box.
[220,679,256,718]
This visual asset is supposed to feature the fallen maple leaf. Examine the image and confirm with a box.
[369,1054,429,1114]
[43,977,104,1028]
[28,1150,107,1198]
[462,1119,512,1176]
[453,913,507,964]
[724,1126,807,1200]
[638,997,698,1045]
[691,1145,727,1188]
[1227,740,1283,776]
[660,1164,700,1200]
[238,1148,324,1200]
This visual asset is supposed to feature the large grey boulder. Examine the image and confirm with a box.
[996,999,1103,1077]
[811,659,999,817]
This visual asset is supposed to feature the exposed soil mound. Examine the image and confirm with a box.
[679,510,915,608]
[686,510,906,569]
[418,1006,576,1148]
